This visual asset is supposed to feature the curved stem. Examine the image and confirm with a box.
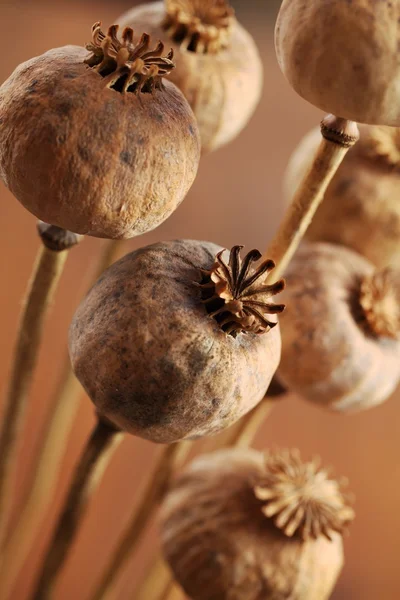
[264,115,359,280]
[32,420,123,600]
[0,239,124,599]
[90,441,191,600]
[0,240,72,549]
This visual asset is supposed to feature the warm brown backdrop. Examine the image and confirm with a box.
[0,0,399,598]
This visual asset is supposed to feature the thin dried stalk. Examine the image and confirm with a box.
[0,366,81,599]
[214,397,277,448]
[0,239,124,598]
[136,554,174,600]
[162,582,184,600]
[264,115,359,279]
[227,119,359,450]
[32,420,123,600]
[0,245,69,549]
[90,441,191,600]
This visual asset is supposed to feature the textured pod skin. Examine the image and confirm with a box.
[69,241,281,443]
[284,126,400,269]
[279,243,400,413]
[161,449,344,600]
[275,0,400,125]
[118,1,263,153]
[0,46,200,239]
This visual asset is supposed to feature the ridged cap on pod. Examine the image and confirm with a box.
[160,448,354,600]
[69,240,284,443]
[278,242,400,413]
[0,23,200,239]
[275,0,400,125]
[117,1,263,152]
[284,125,400,269]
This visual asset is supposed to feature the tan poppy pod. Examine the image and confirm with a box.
[117,0,263,153]
[160,448,354,600]
[278,243,400,413]
[0,23,200,239]
[284,125,400,269]
[275,0,400,125]
[69,241,285,443]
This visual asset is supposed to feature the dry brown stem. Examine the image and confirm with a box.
[217,118,360,455]
[0,238,73,550]
[218,397,277,448]
[90,441,191,600]
[0,239,123,598]
[32,420,123,600]
[162,583,184,600]
[264,115,359,280]
[136,554,174,600]
[0,366,81,600]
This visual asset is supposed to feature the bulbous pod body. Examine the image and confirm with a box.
[284,126,400,269]
[69,240,282,443]
[118,1,263,153]
[275,0,400,125]
[161,448,349,600]
[0,35,200,239]
[278,243,400,412]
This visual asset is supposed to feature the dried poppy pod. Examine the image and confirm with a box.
[278,243,400,413]
[0,23,200,239]
[117,0,263,152]
[160,448,354,600]
[69,241,284,443]
[275,1,400,125]
[284,125,400,268]
[275,0,400,127]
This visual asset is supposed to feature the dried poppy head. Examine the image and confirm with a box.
[278,243,400,413]
[0,22,200,239]
[116,0,263,152]
[69,240,284,443]
[284,125,400,269]
[275,0,400,125]
[160,448,354,599]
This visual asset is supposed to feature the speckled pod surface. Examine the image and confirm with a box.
[69,240,281,443]
[0,45,200,239]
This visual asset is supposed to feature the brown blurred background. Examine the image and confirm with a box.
[0,0,399,598]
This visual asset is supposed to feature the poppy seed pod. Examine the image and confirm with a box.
[117,0,263,152]
[160,448,354,600]
[69,241,284,443]
[284,125,400,269]
[275,0,400,125]
[278,243,400,413]
[0,23,200,239]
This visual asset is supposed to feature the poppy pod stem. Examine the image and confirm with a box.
[0,239,124,600]
[162,583,184,600]
[136,554,173,600]
[0,222,82,552]
[90,441,191,600]
[32,419,123,600]
[203,120,360,476]
[264,115,360,280]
